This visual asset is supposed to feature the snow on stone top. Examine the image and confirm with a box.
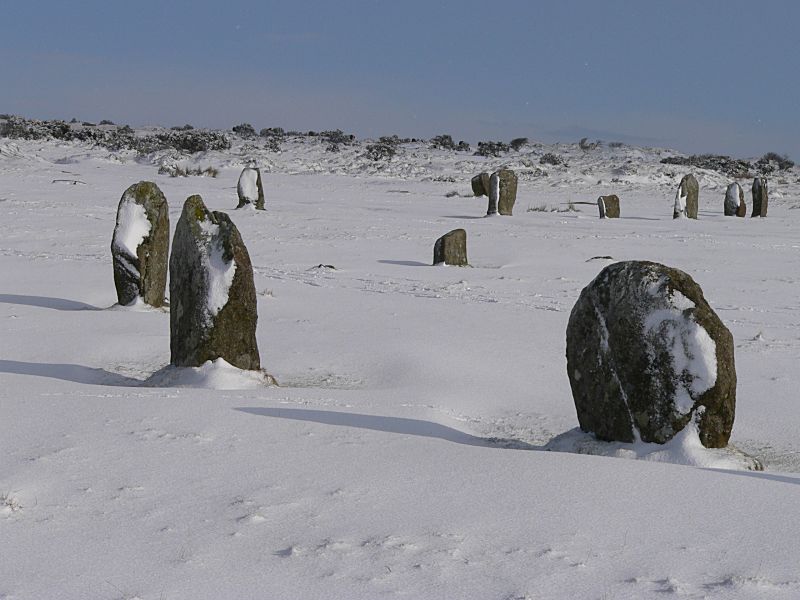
[237,167,260,202]
[198,218,237,320]
[113,195,150,258]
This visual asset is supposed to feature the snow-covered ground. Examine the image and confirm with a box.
[2,132,800,599]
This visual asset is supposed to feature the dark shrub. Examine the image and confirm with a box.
[474,141,509,157]
[540,152,565,166]
[232,123,257,138]
[510,137,528,151]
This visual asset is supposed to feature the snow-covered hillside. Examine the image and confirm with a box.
[1,129,799,599]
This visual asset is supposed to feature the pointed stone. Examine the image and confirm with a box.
[170,195,260,370]
[111,181,169,307]
[237,167,265,210]
[433,229,468,266]
[751,177,768,217]
[598,195,620,219]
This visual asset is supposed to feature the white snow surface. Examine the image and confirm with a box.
[197,218,237,319]
[112,195,150,258]
[2,133,800,599]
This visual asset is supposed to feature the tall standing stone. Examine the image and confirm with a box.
[751,177,768,217]
[566,261,736,448]
[237,167,265,210]
[598,195,620,219]
[487,172,500,215]
[724,182,745,217]
[433,229,468,266]
[495,169,518,216]
[170,195,260,371]
[673,174,699,219]
[111,181,169,307]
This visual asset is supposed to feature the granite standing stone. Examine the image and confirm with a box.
[751,177,768,217]
[433,229,468,266]
[111,181,169,307]
[471,173,488,196]
[597,195,620,219]
[487,172,500,215]
[566,261,736,448]
[170,195,260,370]
[495,169,518,216]
[724,182,745,217]
[237,167,265,210]
[673,174,699,219]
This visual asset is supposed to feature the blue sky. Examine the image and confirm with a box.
[2,0,798,157]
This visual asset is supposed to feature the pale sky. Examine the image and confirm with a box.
[2,0,798,158]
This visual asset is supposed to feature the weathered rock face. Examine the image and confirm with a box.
[471,173,488,197]
[236,167,265,210]
[111,181,169,307]
[495,169,518,216]
[673,174,699,219]
[433,229,468,266]
[598,195,620,218]
[170,195,260,370]
[751,177,768,217]
[566,261,736,448]
[724,183,745,217]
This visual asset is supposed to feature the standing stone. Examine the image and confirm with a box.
[487,172,500,215]
[433,229,468,266]
[751,177,768,217]
[236,167,265,210]
[597,195,620,219]
[170,195,260,371]
[471,173,488,196]
[111,181,169,307]
[496,169,518,216]
[724,182,746,217]
[565,261,736,448]
[673,174,699,219]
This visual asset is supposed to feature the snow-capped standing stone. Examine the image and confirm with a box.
[673,174,699,219]
[751,177,768,217]
[111,181,169,307]
[170,195,260,371]
[487,172,500,215]
[597,195,620,219]
[724,182,746,217]
[566,261,736,448]
[433,229,468,266]
[236,167,265,210]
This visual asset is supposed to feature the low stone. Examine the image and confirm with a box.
[598,195,620,218]
[673,174,699,219]
[111,181,169,307]
[724,182,745,217]
[433,229,468,266]
[566,261,736,448]
[170,195,260,370]
[751,177,768,217]
[471,173,488,197]
[237,167,265,210]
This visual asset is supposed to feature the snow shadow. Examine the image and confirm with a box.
[0,294,101,311]
[377,260,430,267]
[236,407,539,450]
[441,215,487,220]
[701,468,800,486]
[0,359,141,386]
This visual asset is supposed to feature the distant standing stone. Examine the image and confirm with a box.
[673,174,699,219]
[597,195,620,219]
[495,169,518,216]
[170,195,260,370]
[751,177,768,217]
[111,181,169,307]
[237,167,265,210]
[724,182,745,217]
[433,229,468,266]
[566,261,736,448]
[487,172,500,215]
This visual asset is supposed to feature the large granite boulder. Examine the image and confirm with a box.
[566,261,736,448]
[724,182,745,217]
[751,177,768,217]
[673,174,699,219]
[597,195,620,218]
[236,167,265,210]
[433,229,468,266]
[111,181,169,307]
[170,195,260,370]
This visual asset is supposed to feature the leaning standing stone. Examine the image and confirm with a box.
[751,177,768,217]
[237,167,265,210]
[111,181,169,307]
[673,174,699,219]
[565,261,736,448]
[496,169,518,216]
[170,195,260,370]
[433,229,468,266]
[724,182,745,217]
[597,195,620,218]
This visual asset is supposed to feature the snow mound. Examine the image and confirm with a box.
[145,359,273,390]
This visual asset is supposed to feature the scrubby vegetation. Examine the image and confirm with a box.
[579,137,601,151]
[232,123,257,138]
[364,135,401,161]
[157,164,219,178]
[474,141,509,157]
[321,129,356,152]
[429,134,470,152]
[509,137,528,151]
[660,154,753,178]
[756,152,794,174]
[540,152,566,166]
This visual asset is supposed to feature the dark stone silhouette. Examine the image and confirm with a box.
[751,177,768,217]
[566,261,736,448]
[433,229,468,266]
[111,181,169,307]
[236,167,265,210]
[170,195,260,370]
[598,195,620,218]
